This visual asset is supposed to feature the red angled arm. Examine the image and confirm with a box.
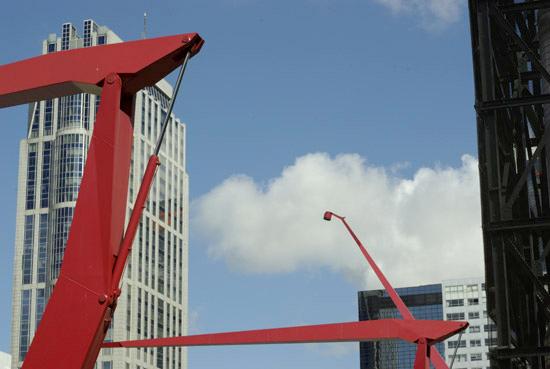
[324,211,456,369]
[0,33,203,108]
[103,319,467,348]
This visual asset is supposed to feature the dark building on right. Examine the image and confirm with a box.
[468,2,550,368]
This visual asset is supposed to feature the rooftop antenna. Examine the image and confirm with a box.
[142,12,147,39]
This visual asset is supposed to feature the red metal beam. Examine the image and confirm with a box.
[324,211,455,369]
[21,74,132,369]
[103,319,468,348]
[0,33,203,108]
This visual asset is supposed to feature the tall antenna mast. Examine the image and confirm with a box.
[142,12,147,39]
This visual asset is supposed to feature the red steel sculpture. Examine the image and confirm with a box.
[0,33,467,369]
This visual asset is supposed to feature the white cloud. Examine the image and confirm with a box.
[306,342,357,358]
[372,0,466,29]
[0,352,11,369]
[192,153,483,289]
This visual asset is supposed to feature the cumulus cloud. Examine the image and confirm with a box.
[372,0,466,29]
[192,153,483,288]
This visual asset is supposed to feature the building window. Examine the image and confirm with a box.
[484,323,497,332]
[98,35,106,45]
[468,311,480,320]
[454,354,467,362]
[19,290,32,361]
[468,298,479,305]
[29,103,40,138]
[59,94,82,130]
[83,94,90,130]
[48,43,56,53]
[470,339,481,347]
[448,340,466,348]
[43,100,53,135]
[51,207,74,279]
[469,325,480,333]
[22,215,34,284]
[54,134,87,203]
[25,143,38,210]
[36,288,45,328]
[37,214,48,283]
[445,284,465,300]
[446,299,464,307]
[471,353,482,361]
[446,312,465,321]
[41,141,52,208]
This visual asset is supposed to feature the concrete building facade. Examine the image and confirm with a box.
[10,20,189,369]
[442,278,496,369]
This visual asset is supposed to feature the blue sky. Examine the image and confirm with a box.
[0,1,480,368]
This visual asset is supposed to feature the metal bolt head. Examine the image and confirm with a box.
[106,75,117,84]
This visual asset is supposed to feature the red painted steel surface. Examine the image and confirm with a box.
[0,33,204,108]
[104,319,467,348]
[414,339,430,369]
[22,74,132,369]
[111,155,159,293]
[0,32,204,369]
[325,211,458,369]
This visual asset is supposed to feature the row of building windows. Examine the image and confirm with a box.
[28,96,93,140]
[50,207,74,280]
[447,339,485,349]
[446,310,489,321]
[25,144,38,210]
[21,214,49,286]
[54,133,87,204]
[446,298,480,307]
[445,283,484,300]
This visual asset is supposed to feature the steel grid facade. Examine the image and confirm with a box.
[468,1,550,368]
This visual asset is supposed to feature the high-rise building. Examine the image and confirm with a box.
[10,20,189,369]
[358,278,496,369]
[358,284,445,369]
[442,278,496,369]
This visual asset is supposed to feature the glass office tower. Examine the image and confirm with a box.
[10,20,189,369]
[358,284,445,369]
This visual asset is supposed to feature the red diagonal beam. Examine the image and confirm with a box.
[324,211,454,369]
[104,319,467,348]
